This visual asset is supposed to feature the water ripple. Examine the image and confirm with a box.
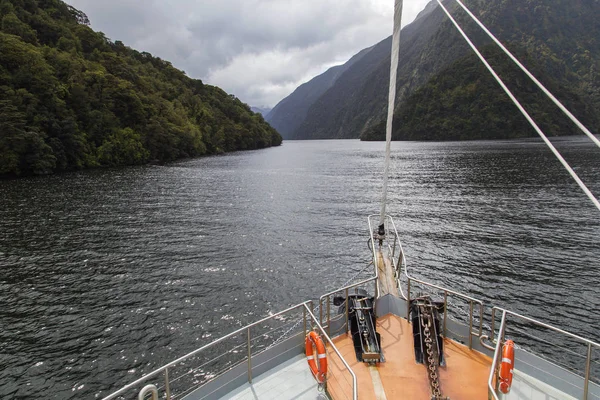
[0,138,598,398]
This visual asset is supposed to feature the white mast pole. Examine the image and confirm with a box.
[379,0,404,229]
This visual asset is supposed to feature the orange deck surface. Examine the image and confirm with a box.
[327,314,492,399]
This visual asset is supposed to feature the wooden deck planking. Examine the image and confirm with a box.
[327,314,492,399]
[376,251,399,297]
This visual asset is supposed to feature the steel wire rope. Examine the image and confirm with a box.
[452,0,600,149]
[436,0,600,212]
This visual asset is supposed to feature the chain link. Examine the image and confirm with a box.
[420,300,449,400]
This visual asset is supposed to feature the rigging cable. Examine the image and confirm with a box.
[379,0,404,227]
[436,0,600,212]
[452,0,600,149]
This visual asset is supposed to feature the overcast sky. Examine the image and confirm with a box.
[67,0,431,107]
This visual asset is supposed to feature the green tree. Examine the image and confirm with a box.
[97,127,149,166]
[0,101,56,175]
[0,0,281,177]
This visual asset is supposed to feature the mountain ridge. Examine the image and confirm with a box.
[266,46,374,139]
[269,0,600,141]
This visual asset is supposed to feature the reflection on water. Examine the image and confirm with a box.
[0,138,598,398]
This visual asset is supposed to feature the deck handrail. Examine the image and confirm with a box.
[488,310,508,400]
[102,298,358,400]
[102,302,310,400]
[487,307,600,400]
[318,275,378,335]
[304,303,358,400]
[369,214,485,348]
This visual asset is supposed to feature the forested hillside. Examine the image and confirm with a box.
[361,45,600,140]
[275,0,600,141]
[0,0,281,177]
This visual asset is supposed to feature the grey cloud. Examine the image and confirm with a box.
[68,0,431,107]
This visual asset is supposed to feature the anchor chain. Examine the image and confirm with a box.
[420,302,449,400]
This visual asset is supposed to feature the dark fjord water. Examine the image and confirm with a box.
[1,138,599,398]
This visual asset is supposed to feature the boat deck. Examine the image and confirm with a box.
[327,314,492,400]
[218,354,325,400]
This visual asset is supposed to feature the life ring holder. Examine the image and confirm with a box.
[499,339,515,394]
[306,331,328,384]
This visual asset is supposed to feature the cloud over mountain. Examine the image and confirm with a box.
[68,0,430,106]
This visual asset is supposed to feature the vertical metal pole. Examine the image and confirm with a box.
[319,299,323,327]
[397,253,403,291]
[303,305,307,338]
[164,367,171,400]
[247,328,252,383]
[406,279,411,319]
[345,288,349,333]
[583,344,592,400]
[392,229,397,259]
[479,303,484,337]
[327,295,331,337]
[468,300,474,349]
[374,278,378,299]
[500,312,506,343]
[491,308,496,343]
[496,311,507,393]
[443,291,448,338]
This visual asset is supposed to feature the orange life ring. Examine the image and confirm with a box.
[499,339,515,394]
[305,331,327,383]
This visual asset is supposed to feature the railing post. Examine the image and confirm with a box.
[374,278,378,299]
[584,343,592,400]
[327,295,331,337]
[469,300,474,349]
[319,298,323,327]
[397,251,403,276]
[164,367,171,400]
[407,278,411,319]
[491,308,496,342]
[303,305,307,338]
[308,300,314,332]
[443,291,448,338]
[345,288,349,333]
[479,303,484,337]
[247,328,252,383]
[497,312,506,393]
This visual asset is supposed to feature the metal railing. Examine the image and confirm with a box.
[304,304,358,400]
[318,276,379,337]
[368,214,485,349]
[487,307,600,400]
[103,213,599,400]
[102,300,357,400]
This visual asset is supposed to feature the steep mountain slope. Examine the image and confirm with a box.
[288,0,600,140]
[266,46,373,140]
[0,0,281,177]
[293,0,454,139]
[361,45,600,140]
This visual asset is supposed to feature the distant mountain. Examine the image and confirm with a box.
[266,47,373,140]
[276,0,446,139]
[251,106,272,116]
[0,0,281,177]
[274,0,600,141]
[362,0,600,141]
[361,44,600,141]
